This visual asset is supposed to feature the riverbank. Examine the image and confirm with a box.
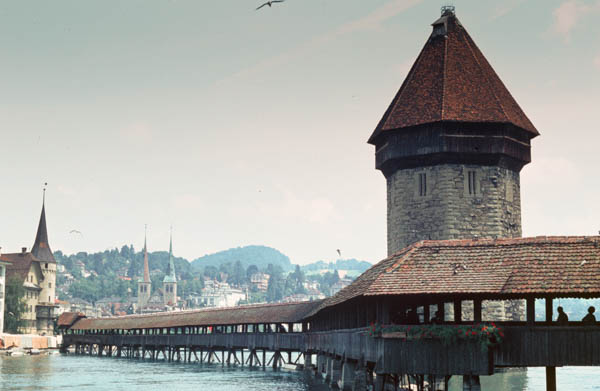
[0,333,60,356]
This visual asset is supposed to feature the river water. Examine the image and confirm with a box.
[1,354,599,390]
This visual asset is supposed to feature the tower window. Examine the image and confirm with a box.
[468,171,476,195]
[418,173,427,196]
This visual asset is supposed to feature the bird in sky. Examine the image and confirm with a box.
[69,230,83,235]
[256,0,284,10]
[336,249,341,257]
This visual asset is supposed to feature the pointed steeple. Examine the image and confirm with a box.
[369,7,538,144]
[142,225,151,283]
[31,185,55,263]
[163,227,176,283]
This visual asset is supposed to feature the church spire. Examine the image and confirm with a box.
[32,183,55,263]
[142,224,151,283]
[163,226,176,283]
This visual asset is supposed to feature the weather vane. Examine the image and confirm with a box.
[441,4,455,16]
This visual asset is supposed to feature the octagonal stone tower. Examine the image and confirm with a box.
[369,8,539,256]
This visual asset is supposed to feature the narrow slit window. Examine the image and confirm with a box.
[468,171,476,195]
[419,173,427,196]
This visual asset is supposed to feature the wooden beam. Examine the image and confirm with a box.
[527,297,535,325]
[437,302,445,322]
[454,300,462,323]
[546,366,556,391]
[474,298,482,323]
[546,297,553,323]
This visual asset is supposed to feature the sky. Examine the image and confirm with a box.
[0,0,599,265]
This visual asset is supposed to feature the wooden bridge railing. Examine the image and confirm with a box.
[494,325,600,367]
[62,325,600,375]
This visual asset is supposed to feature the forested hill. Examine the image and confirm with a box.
[191,245,293,272]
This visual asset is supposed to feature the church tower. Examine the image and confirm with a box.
[369,7,539,255]
[31,187,57,335]
[137,227,152,312]
[162,229,177,307]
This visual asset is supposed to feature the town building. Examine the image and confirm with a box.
[68,297,101,318]
[250,272,270,292]
[199,280,247,308]
[0,255,10,334]
[1,195,58,335]
[367,7,538,321]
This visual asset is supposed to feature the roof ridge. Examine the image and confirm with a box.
[440,32,448,120]
[459,27,510,123]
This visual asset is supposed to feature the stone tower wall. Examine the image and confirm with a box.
[163,282,177,307]
[386,164,522,255]
[40,262,57,304]
[137,282,151,309]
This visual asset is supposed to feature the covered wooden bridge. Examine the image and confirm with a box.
[61,236,600,391]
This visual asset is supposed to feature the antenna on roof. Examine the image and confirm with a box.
[441,5,455,16]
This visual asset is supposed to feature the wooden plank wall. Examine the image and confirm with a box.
[495,326,600,367]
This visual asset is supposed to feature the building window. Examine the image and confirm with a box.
[468,171,477,195]
[49,282,52,288]
[418,173,427,196]
[45,263,48,269]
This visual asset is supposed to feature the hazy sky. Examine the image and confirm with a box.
[1,0,599,265]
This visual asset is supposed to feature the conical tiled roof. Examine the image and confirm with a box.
[369,10,538,144]
[31,197,56,263]
[142,230,151,283]
[163,231,176,283]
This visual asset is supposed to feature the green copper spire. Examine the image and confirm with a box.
[163,227,176,283]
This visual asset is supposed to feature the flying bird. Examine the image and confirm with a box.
[256,0,284,10]
[336,249,341,257]
[70,230,83,235]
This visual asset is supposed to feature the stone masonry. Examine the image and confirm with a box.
[386,164,522,255]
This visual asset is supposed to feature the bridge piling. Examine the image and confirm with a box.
[462,375,481,391]
[339,359,356,391]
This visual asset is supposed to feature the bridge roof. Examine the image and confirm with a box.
[69,300,322,330]
[57,312,86,328]
[309,236,600,316]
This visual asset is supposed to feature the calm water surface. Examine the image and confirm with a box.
[1,354,599,390]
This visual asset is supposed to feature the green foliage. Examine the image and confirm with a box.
[266,263,285,302]
[229,260,246,287]
[308,270,341,296]
[3,276,28,333]
[191,245,292,272]
[68,275,135,304]
[369,323,504,352]
[178,278,205,297]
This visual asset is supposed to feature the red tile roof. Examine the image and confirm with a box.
[369,12,538,144]
[1,252,43,283]
[70,300,322,330]
[57,312,86,328]
[311,236,600,315]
